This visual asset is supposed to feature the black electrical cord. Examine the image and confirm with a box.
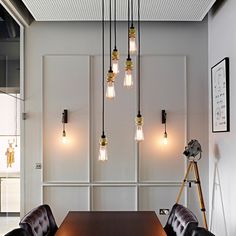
[109,0,112,70]
[128,0,131,58]
[114,0,117,49]
[102,0,105,136]
[131,0,134,27]
[138,0,141,114]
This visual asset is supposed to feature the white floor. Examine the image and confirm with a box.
[0,217,20,235]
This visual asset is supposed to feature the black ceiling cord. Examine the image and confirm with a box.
[138,0,141,114]
[128,0,130,58]
[102,0,105,136]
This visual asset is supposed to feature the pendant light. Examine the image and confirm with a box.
[124,0,133,88]
[135,0,144,141]
[99,0,108,161]
[112,0,119,75]
[129,0,136,54]
[162,110,168,145]
[106,0,115,99]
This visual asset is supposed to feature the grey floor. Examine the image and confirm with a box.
[0,216,19,235]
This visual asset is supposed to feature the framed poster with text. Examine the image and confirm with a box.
[211,57,230,132]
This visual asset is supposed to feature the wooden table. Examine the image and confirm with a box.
[55,211,167,236]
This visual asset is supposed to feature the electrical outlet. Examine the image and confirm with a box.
[159,209,170,215]
[35,163,42,169]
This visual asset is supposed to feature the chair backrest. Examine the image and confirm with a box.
[5,228,29,236]
[19,204,58,236]
[191,227,215,236]
[164,204,198,236]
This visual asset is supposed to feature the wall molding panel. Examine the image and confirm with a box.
[41,54,187,225]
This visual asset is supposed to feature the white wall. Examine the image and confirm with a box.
[24,20,208,225]
[208,1,236,235]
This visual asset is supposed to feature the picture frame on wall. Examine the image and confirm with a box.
[211,57,230,132]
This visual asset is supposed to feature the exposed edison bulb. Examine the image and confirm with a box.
[163,132,168,145]
[99,144,108,161]
[130,37,136,54]
[135,125,144,141]
[124,69,133,87]
[135,115,144,141]
[112,59,119,74]
[106,81,115,99]
[112,48,119,75]
[129,26,136,54]
[62,130,68,144]
[99,135,108,161]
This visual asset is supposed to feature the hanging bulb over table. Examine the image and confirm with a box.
[99,134,108,161]
[129,25,136,54]
[106,69,115,99]
[112,48,119,74]
[135,114,144,141]
[124,57,133,87]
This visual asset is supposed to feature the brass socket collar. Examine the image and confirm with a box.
[136,115,143,126]
[129,26,136,38]
[100,136,108,146]
[125,58,133,71]
[112,49,120,60]
[107,70,115,83]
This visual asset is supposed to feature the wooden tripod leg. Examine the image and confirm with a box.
[193,162,208,230]
[176,161,192,204]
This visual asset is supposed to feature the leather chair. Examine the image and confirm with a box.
[19,204,58,236]
[192,227,215,236]
[164,204,198,236]
[5,228,29,236]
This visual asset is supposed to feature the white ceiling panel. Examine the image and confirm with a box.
[21,0,216,21]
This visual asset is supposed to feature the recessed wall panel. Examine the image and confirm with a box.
[43,55,89,182]
[93,186,136,211]
[43,186,89,225]
[92,56,136,182]
[139,56,186,182]
[139,186,186,225]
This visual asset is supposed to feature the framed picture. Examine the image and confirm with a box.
[211,57,230,132]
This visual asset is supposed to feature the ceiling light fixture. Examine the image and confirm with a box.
[106,0,115,99]
[124,0,133,88]
[135,0,144,142]
[112,0,119,75]
[62,109,68,144]
[99,0,108,161]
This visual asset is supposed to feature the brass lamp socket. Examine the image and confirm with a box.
[100,136,108,146]
[112,49,120,60]
[125,58,133,71]
[107,69,115,83]
[164,132,167,138]
[129,26,136,39]
[136,115,143,126]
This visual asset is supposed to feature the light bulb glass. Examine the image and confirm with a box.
[99,144,108,161]
[135,125,144,141]
[163,132,168,145]
[130,37,136,54]
[62,130,68,144]
[112,59,119,74]
[106,81,115,99]
[124,70,133,87]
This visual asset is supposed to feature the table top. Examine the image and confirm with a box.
[55,211,167,236]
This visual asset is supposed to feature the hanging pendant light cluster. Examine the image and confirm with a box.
[99,0,144,161]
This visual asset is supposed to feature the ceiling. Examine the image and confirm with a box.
[21,0,216,22]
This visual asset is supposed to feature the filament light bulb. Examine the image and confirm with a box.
[129,26,136,54]
[135,115,144,141]
[62,130,68,144]
[106,81,115,99]
[124,69,133,87]
[99,135,108,161]
[112,49,119,74]
[163,132,168,145]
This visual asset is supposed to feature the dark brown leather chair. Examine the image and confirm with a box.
[164,204,198,236]
[192,227,215,236]
[19,204,58,236]
[5,228,29,236]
